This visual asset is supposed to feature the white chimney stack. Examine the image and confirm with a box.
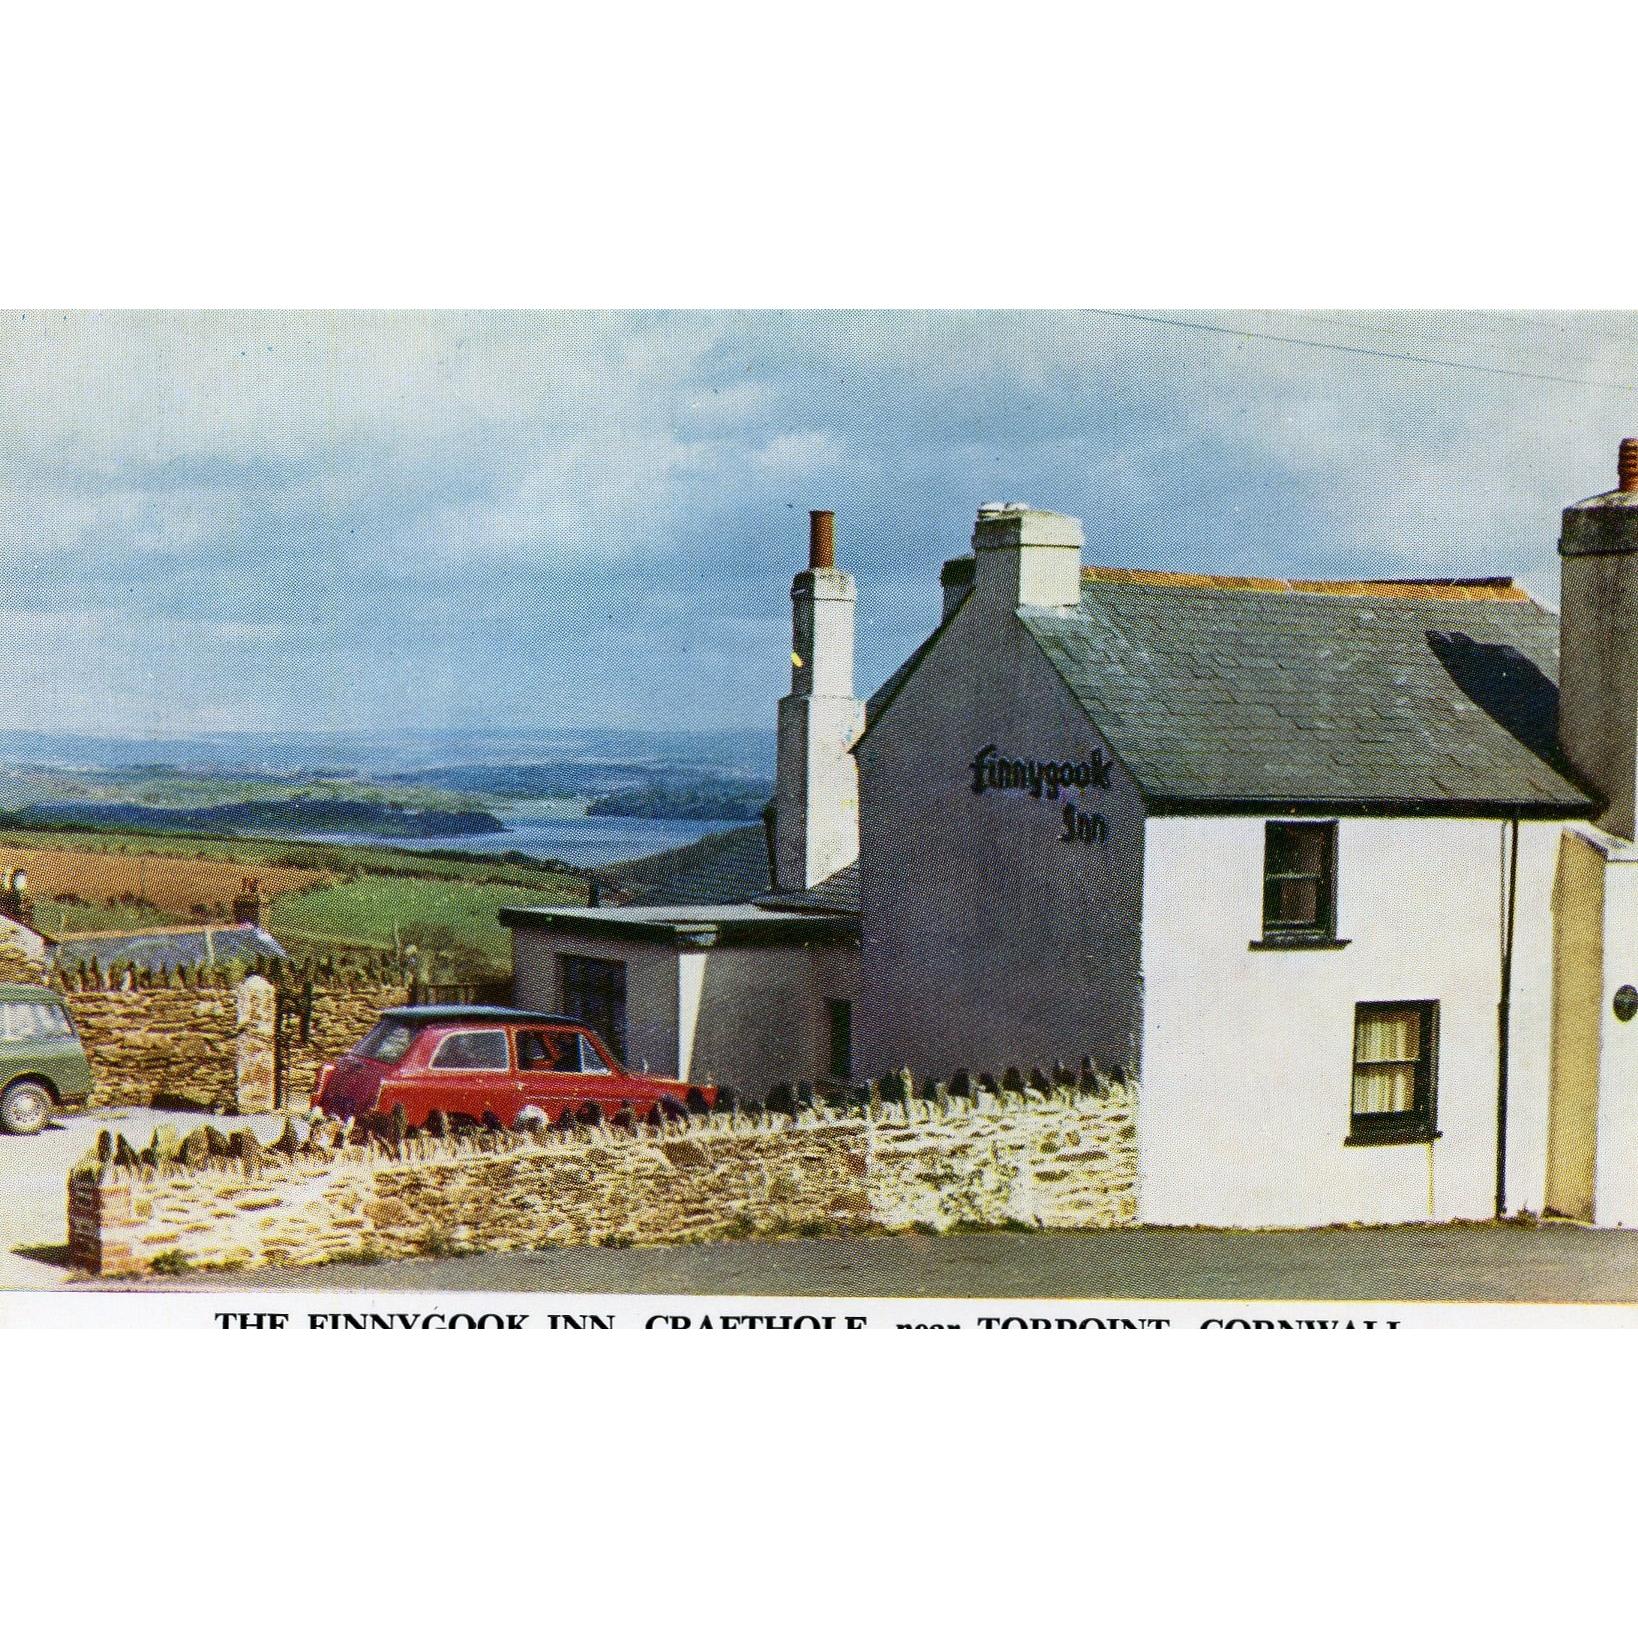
[774,510,865,891]
[1559,440,1638,840]
[970,502,1084,610]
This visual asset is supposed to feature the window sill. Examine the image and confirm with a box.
[1248,936,1351,952]
[1344,1128,1441,1147]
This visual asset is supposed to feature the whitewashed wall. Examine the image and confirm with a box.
[1139,815,1561,1227]
[856,598,1147,1081]
[511,926,858,1092]
[511,928,680,1076]
[682,941,859,1091]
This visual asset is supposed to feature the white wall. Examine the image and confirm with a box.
[511,928,680,1076]
[1139,815,1561,1227]
[683,941,859,1092]
[856,596,1147,1081]
[512,925,858,1093]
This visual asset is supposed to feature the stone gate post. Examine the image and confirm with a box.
[235,974,277,1114]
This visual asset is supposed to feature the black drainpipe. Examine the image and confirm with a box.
[1495,813,1521,1219]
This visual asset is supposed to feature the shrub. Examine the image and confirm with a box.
[324,1243,383,1266]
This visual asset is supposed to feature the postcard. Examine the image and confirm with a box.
[4,308,1637,1330]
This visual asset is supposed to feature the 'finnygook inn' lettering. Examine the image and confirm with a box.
[969,744,1111,800]
[969,743,1111,845]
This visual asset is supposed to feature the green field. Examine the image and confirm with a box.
[0,823,588,978]
[268,875,582,970]
[0,823,575,886]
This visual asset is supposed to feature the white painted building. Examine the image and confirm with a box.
[506,442,1638,1229]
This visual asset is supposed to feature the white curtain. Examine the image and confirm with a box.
[1352,1009,1419,1114]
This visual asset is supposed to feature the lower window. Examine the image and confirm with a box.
[1349,1000,1438,1144]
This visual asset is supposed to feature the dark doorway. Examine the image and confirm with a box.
[560,955,628,1062]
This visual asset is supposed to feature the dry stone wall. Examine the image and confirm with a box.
[49,970,410,1112]
[67,1077,1138,1274]
[279,983,411,1107]
[65,983,244,1109]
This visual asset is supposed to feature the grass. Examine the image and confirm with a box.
[0,839,330,921]
[0,822,588,976]
[0,823,579,888]
[35,897,179,936]
[269,874,582,968]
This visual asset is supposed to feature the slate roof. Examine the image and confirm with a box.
[48,924,290,971]
[754,860,860,914]
[611,822,774,908]
[607,819,863,916]
[1014,569,1593,814]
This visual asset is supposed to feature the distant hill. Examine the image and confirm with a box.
[586,779,771,820]
[0,724,776,828]
[0,724,775,780]
[17,799,506,839]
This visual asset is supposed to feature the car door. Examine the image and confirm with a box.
[515,1027,611,1124]
[2,997,92,1101]
[421,1026,518,1126]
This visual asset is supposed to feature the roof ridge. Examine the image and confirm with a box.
[51,922,262,940]
[1080,565,1528,601]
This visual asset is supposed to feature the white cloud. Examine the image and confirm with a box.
[749,429,845,476]
[4,308,1638,732]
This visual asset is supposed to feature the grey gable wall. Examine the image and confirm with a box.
[855,594,1147,1081]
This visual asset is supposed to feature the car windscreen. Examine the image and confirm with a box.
[353,1020,417,1064]
[429,1029,511,1071]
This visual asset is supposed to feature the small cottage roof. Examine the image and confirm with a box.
[49,924,289,971]
[612,822,774,908]
[1013,568,1593,815]
[497,902,858,948]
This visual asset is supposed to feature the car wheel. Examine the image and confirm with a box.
[0,1079,54,1137]
[513,1106,547,1133]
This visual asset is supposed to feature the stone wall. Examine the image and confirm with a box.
[52,972,409,1112]
[66,983,246,1109]
[279,983,411,1107]
[66,1077,1138,1274]
[0,915,49,983]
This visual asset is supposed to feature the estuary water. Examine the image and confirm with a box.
[286,808,744,869]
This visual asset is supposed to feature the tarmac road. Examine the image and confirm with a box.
[83,1221,1638,1305]
[10,1111,1638,1304]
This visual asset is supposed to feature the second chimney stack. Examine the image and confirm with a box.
[809,509,835,570]
[1620,439,1638,495]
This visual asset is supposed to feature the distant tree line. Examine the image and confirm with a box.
[585,779,772,821]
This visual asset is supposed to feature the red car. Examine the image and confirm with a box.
[314,1006,714,1131]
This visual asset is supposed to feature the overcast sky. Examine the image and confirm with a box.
[4,309,1637,742]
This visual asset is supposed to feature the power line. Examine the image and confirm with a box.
[1251,307,1638,359]
[1087,309,1638,392]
